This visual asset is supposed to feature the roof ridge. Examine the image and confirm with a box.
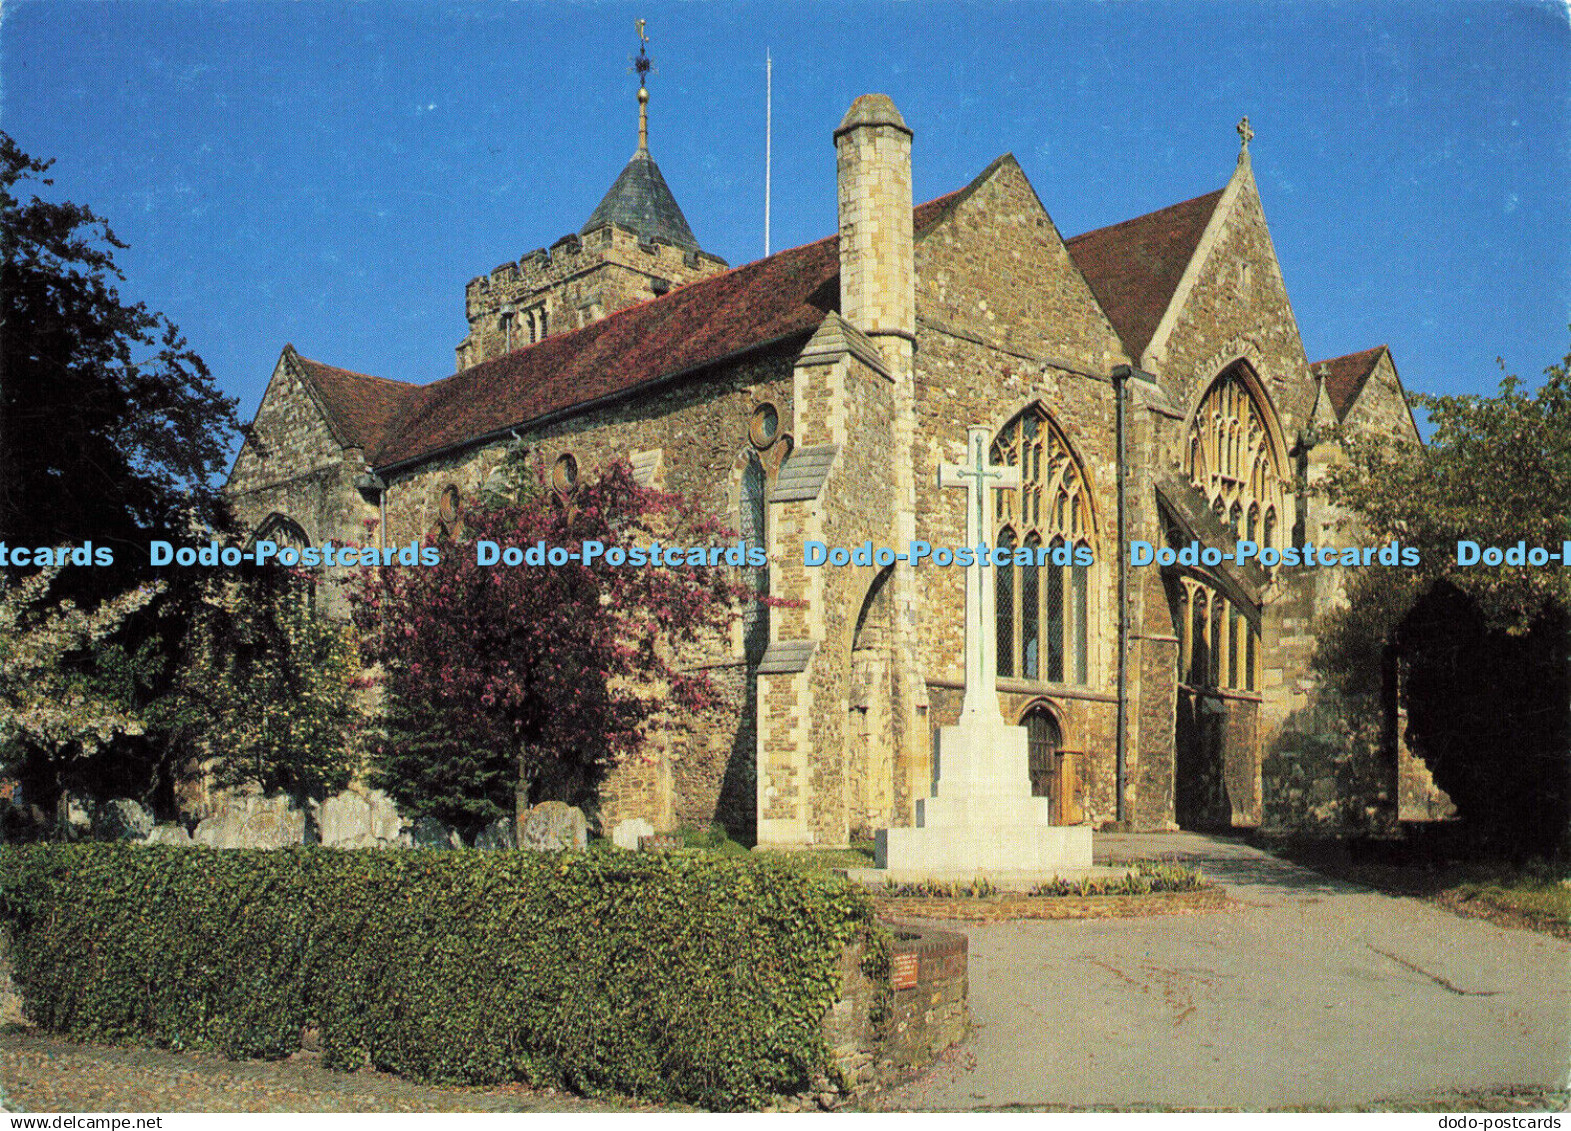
[366,179,986,469]
[448,182,965,381]
[1313,344,1388,367]
[294,353,416,389]
[1065,186,1226,246]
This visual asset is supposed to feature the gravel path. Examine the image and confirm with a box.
[0,1033,652,1113]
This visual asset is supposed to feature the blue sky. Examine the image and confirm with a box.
[3,0,1568,438]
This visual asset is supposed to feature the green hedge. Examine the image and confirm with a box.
[0,844,883,1108]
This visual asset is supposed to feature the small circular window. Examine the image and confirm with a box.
[749,403,780,449]
[552,453,579,493]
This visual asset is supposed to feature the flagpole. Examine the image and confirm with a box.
[765,49,772,257]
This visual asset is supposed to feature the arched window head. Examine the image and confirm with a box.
[992,406,1095,544]
[991,405,1094,685]
[1186,368,1286,550]
[254,513,310,549]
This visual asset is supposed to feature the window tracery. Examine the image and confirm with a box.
[991,406,1093,685]
[1186,369,1285,548]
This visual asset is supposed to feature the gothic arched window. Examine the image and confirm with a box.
[1174,368,1280,694]
[992,406,1093,685]
[1186,368,1285,549]
[1176,577,1259,692]
[740,451,769,662]
[253,513,310,550]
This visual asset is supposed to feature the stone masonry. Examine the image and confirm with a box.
[227,84,1424,846]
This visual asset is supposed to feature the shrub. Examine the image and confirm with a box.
[0,844,882,1109]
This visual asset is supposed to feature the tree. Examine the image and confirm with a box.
[0,132,241,572]
[149,573,363,804]
[0,567,162,781]
[1319,342,1571,854]
[353,458,742,840]
[0,132,250,815]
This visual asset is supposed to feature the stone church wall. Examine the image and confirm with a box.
[374,345,798,837]
[1342,352,1418,446]
[907,160,1130,827]
[227,360,380,585]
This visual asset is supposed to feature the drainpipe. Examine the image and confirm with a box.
[355,468,388,551]
[1111,366,1131,825]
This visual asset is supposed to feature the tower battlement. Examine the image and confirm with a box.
[456,223,727,371]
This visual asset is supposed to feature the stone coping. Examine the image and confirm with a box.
[871,887,1230,923]
[846,864,1134,890]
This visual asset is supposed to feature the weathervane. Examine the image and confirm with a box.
[631,19,654,154]
[632,19,653,90]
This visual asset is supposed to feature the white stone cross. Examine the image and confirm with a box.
[939,426,1020,724]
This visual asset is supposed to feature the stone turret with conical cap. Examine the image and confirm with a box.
[580,23,702,253]
[455,21,725,370]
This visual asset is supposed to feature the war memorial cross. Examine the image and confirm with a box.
[939,427,1020,724]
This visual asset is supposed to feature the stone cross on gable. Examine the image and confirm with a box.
[939,426,1020,723]
[1237,116,1254,153]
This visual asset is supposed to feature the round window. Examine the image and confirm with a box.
[749,403,780,449]
[552,453,579,493]
[438,484,461,524]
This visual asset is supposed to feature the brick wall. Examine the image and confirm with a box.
[826,922,969,1092]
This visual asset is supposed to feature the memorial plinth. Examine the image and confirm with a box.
[874,426,1093,879]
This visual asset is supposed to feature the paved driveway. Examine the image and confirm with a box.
[880,833,1570,1110]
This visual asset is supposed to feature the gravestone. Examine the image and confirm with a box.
[473,817,517,851]
[521,801,588,852]
[319,788,407,848]
[193,794,306,849]
[145,824,192,846]
[97,798,154,841]
[57,792,96,841]
[611,817,654,850]
[411,816,462,850]
[876,427,1092,876]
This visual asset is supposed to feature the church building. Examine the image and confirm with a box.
[227,74,1431,845]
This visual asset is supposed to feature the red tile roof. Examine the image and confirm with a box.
[1065,188,1225,361]
[288,188,965,470]
[286,174,1232,472]
[1314,345,1388,421]
[293,353,419,455]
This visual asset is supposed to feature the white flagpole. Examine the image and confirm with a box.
[765,49,772,257]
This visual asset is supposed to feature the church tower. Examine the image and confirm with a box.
[455,24,727,371]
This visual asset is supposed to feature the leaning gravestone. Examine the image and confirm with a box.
[611,817,654,851]
[473,817,516,851]
[521,801,588,852]
[97,798,154,841]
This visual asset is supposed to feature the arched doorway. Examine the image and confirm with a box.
[847,566,896,837]
[1023,705,1081,825]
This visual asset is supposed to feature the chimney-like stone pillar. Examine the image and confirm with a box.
[834,94,915,368]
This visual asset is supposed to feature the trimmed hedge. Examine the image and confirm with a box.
[0,844,883,1108]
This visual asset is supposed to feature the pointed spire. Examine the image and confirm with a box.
[582,20,701,251]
